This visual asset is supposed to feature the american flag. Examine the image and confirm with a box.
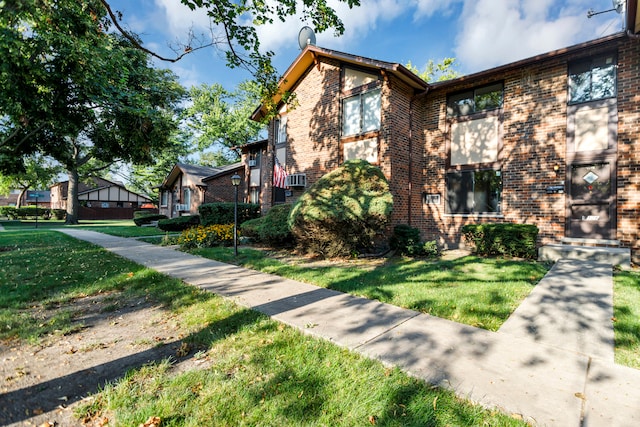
[273,156,288,188]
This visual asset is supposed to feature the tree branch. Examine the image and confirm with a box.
[98,0,215,63]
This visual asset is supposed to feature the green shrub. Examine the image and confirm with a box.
[133,214,167,226]
[289,160,393,258]
[390,224,440,258]
[158,215,200,232]
[240,204,294,246]
[199,203,260,227]
[0,206,17,219]
[133,210,159,219]
[52,209,66,220]
[461,223,538,259]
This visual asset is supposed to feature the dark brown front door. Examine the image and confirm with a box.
[568,162,615,239]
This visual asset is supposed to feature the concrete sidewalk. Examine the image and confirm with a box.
[57,229,640,426]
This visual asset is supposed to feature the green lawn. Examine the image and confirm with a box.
[191,247,547,331]
[613,269,640,369]
[1,218,168,237]
[0,230,528,426]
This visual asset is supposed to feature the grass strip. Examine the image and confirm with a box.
[191,247,547,331]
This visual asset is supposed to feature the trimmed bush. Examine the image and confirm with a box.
[133,214,167,226]
[289,160,393,258]
[157,215,200,232]
[199,203,260,227]
[178,224,235,249]
[0,206,50,220]
[461,223,538,259]
[389,224,440,258]
[240,204,294,246]
[52,209,66,220]
[133,209,159,219]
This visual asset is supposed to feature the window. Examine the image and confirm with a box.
[342,89,381,136]
[160,191,168,207]
[248,150,261,167]
[275,116,287,144]
[250,187,260,204]
[446,169,502,214]
[568,54,617,104]
[183,188,191,209]
[447,83,503,117]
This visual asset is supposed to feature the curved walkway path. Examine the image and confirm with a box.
[57,229,640,426]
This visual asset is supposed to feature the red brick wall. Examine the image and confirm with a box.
[204,172,246,204]
[260,37,640,262]
[617,39,640,263]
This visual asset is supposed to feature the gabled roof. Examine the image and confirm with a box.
[251,45,428,121]
[202,162,244,182]
[161,162,244,187]
[161,163,221,188]
[234,138,268,151]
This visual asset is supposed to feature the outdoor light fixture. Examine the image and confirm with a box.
[231,173,241,256]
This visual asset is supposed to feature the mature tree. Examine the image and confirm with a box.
[406,58,460,83]
[183,80,265,163]
[0,0,185,223]
[0,154,63,208]
[100,0,360,119]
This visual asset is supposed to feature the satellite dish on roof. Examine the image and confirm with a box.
[613,0,625,14]
[298,26,316,50]
[587,0,625,17]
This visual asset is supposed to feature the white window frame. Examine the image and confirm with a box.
[342,88,381,137]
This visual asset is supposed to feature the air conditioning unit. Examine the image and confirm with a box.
[286,173,307,188]
[174,203,189,212]
[248,159,257,167]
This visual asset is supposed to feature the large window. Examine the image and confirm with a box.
[183,188,191,208]
[568,54,617,104]
[446,170,502,214]
[275,116,287,144]
[160,191,168,207]
[342,89,381,136]
[447,83,503,117]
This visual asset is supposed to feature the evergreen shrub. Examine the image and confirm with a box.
[133,214,167,226]
[240,204,293,246]
[390,224,440,258]
[158,215,200,232]
[461,223,539,259]
[289,160,393,258]
[199,203,260,226]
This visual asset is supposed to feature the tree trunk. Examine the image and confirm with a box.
[15,188,26,209]
[65,168,80,224]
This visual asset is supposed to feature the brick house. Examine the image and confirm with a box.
[50,177,152,220]
[158,162,244,218]
[246,21,640,263]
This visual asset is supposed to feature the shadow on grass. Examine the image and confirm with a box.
[0,308,264,425]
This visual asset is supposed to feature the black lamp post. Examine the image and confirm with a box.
[231,173,241,256]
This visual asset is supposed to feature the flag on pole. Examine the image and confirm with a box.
[273,156,288,188]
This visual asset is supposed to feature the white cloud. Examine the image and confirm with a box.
[413,0,460,19]
[452,0,621,73]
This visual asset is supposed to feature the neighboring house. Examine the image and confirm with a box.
[0,190,51,208]
[50,177,152,220]
[247,10,640,264]
[158,162,244,218]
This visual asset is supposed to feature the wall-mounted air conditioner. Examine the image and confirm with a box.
[248,160,257,167]
[174,203,189,212]
[286,173,307,188]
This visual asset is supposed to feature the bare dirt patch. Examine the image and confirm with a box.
[0,294,203,427]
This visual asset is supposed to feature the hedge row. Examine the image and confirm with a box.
[0,206,66,220]
[199,203,260,226]
[461,223,538,259]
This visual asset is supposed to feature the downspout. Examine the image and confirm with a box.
[408,87,430,227]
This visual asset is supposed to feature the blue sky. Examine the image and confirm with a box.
[107,0,625,90]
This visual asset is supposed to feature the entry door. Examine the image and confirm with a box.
[568,162,614,239]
